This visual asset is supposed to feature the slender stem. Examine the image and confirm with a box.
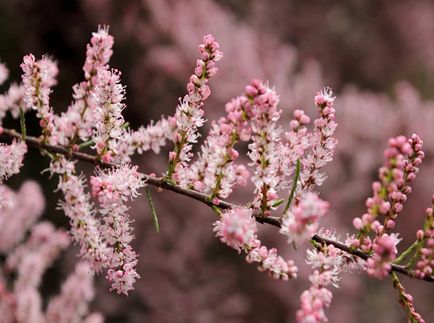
[391,271,422,322]
[0,128,433,283]
[284,158,301,214]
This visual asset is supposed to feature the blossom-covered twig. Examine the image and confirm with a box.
[0,127,432,283]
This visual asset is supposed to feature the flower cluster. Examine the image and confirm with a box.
[177,82,257,198]
[352,135,424,251]
[127,116,176,154]
[0,139,27,183]
[0,137,27,211]
[50,156,108,272]
[297,244,345,323]
[415,202,434,278]
[90,165,145,294]
[299,87,337,192]
[168,34,223,179]
[392,271,426,323]
[60,26,114,144]
[284,109,311,165]
[213,208,297,280]
[280,192,329,245]
[366,233,401,279]
[21,54,58,142]
[247,80,284,213]
[90,68,127,162]
[18,27,148,295]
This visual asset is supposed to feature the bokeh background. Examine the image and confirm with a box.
[1,0,434,322]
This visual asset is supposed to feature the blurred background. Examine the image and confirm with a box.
[1,0,434,322]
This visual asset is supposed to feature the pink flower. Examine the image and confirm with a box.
[168,34,222,179]
[83,25,114,80]
[213,208,257,252]
[91,165,145,294]
[90,68,128,162]
[366,234,400,279]
[50,156,108,272]
[0,140,27,182]
[353,134,425,247]
[21,54,58,142]
[299,87,337,192]
[214,208,297,280]
[280,193,329,244]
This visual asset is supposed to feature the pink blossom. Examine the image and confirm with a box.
[90,165,145,294]
[50,156,108,272]
[297,242,349,323]
[213,207,257,252]
[90,68,128,162]
[177,84,258,199]
[214,208,297,280]
[299,87,337,192]
[366,234,400,279]
[0,140,27,182]
[21,54,58,142]
[58,26,114,145]
[415,204,434,278]
[168,34,222,179]
[280,193,329,244]
[352,134,425,248]
[83,26,114,80]
[126,116,176,154]
[247,80,283,212]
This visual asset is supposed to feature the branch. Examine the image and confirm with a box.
[1,127,432,283]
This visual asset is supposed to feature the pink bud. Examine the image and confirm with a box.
[102,152,112,163]
[245,85,258,97]
[385,219,395,229]
[353,217,364,230]
[300,115,310,124]
[169,151,177,162]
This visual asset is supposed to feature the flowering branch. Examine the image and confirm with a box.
[1,127,432,283]
[1,27,433,322]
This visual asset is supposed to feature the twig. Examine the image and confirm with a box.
[1,127,433,283]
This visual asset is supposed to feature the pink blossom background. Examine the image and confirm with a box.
[1,0,434,322]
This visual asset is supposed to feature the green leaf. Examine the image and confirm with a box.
[272,199,285,208]
[145,187,159,233]
[78,139,95,149]
[284,158,301,214]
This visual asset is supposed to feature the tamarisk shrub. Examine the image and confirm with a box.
[0,26,433,323]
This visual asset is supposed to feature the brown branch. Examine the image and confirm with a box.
[1,127,433,282]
